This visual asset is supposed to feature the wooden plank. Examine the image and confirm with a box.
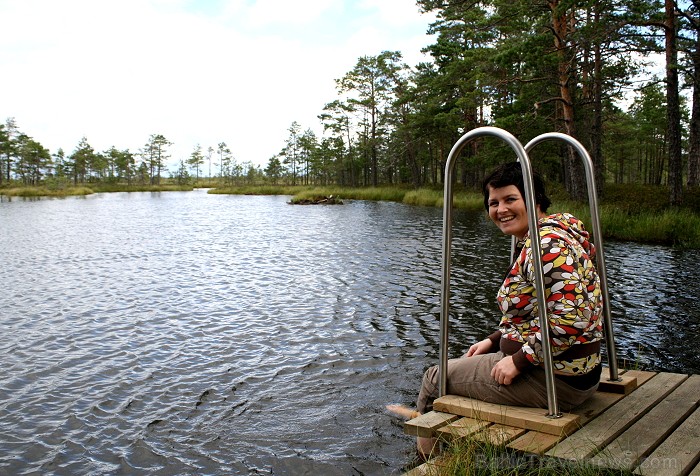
[403,455,447,476]
[633,406,700,476]
[506,431,561,455]
[600,366,624,381]
[688,462,700,476]
[597,373,638,394]
[434,394,580,436]
[436,417,490,441]
[404,411,459,438]
[596,374,700,472]
[545,372,688,461]
[507,389,624,455]
[472,424,528,445]
[571,389,627,423]
[622,368,658,386]
[600,367,657,388]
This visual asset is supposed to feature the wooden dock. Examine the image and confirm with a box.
[403,368,700,475]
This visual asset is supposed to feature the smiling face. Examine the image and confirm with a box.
[487,184,535,239]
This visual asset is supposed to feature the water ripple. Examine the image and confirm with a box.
[1,192,698,475]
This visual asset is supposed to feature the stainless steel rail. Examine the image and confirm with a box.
[439,127,561,417]
[524,132,619,381]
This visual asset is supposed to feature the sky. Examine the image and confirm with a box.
[0,0,437,172]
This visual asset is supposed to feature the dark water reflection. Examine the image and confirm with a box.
[1,191,698,475]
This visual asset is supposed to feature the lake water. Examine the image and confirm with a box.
[1,190,698,475]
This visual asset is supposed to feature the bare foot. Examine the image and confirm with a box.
[385,404,420,420]
[417,436,439,458]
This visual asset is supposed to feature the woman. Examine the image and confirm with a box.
[388,162,603,455]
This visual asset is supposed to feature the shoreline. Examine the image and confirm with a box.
[2,183,699,248]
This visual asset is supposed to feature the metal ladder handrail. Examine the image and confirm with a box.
[524,132,619,381]
[440,126,561,417]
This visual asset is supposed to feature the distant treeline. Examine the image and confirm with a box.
[2,1,699,207]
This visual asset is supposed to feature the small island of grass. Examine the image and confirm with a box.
[288,194,343,205]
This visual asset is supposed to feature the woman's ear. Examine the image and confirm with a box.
[535,203,545,217]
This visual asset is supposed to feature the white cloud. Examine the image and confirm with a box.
[244,0,341,27]
[0,0,435,171]
[360,0,431,27]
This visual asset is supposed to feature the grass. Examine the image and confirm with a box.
[209,184,305,195]
[427,437,632,476]
[402,188,484,209]
[551,201,700,248]
[288,185,409,202]
[617,346,644,372]
[420,437,632,475]
[89,183,194,193]
[0,186,95,197]
[0,183,194,197]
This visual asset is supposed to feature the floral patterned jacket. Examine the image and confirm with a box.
[493,213,604,376]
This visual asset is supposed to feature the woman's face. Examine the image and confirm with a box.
[487,184,531,239]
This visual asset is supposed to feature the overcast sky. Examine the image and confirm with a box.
[1,0,436,172]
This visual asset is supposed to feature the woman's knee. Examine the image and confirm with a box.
[426,364,438,378]
[559,384,598,411]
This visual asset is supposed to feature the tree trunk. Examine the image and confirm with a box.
[666,0,683,205]
[405,131,421,188]
[346,119,356,187]
[371,107,378,187]
[591,6,605,197]
[688,27,700,187]
[549,0,586,201]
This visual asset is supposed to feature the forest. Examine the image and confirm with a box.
[1,1,699,207]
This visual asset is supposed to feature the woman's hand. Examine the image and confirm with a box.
[465,338,493,357]
[490,355,520,385]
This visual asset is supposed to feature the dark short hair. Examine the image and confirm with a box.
[482,162,551,212]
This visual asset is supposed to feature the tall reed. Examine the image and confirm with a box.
[0,186,94,197]
[554,202,700,248]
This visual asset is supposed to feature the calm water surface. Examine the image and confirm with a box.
[1,190,698,475]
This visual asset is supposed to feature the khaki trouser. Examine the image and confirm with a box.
[416,351,598,414]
